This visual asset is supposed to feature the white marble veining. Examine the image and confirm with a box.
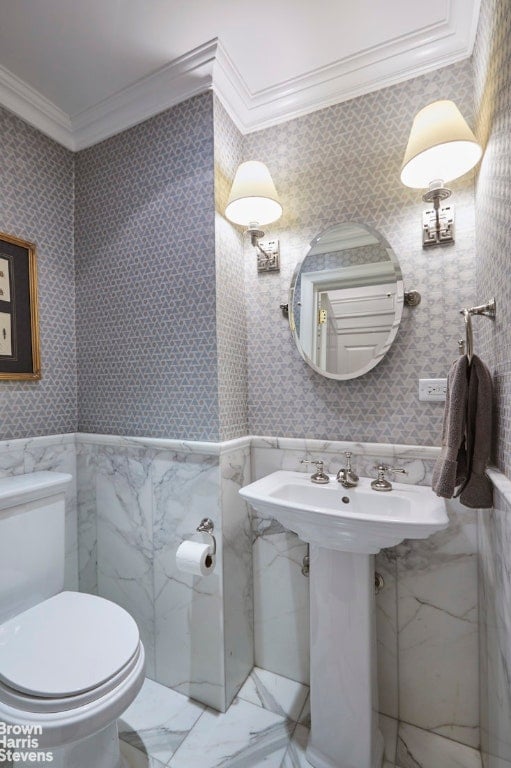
[380,714,399,765]
[96,444,156,676]
[119,677,204,764]
[396,497,479,748]
[119,673,444,768]
[253,532,310,684]
[151,449,224,709]
[168,698,293,768]
[77,441,98,594]
[220,446,254,705]
[237,668,309,722]
[478,486,511,768]
[396,721,482,768]
[77,432,251,456]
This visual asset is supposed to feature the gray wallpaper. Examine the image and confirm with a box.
[0,106,77,439]
[243,60,476,445]
[473,0,511,766]
[213,97,248,440]
[75,93,221,440]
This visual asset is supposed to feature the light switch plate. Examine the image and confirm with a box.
[419,378,447,402]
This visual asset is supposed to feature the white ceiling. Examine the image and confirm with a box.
[0,0,481,151]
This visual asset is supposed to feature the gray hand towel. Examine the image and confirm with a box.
[432,355,469,498]
[457,354,493,508]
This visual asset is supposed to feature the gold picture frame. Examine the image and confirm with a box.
[0,231,41,380]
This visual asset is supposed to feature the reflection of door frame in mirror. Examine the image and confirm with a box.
[289,222,405,381]
[299,261,399,368]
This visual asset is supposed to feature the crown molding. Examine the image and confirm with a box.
[0,0,481,150]
[0,62,74,149]
[71,39,218,150]
[213,1,478,133]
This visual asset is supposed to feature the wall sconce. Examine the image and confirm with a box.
[400,100,482,247]
[225,160,283,272]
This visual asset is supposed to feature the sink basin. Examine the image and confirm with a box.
[240,470,448,768]
[240,470,448,554]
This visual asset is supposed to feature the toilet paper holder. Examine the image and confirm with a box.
[196,518,216,555]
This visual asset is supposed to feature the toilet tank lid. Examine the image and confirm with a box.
[0,471,72,511]
[0,592,140,697]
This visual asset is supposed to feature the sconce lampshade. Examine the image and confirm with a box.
[400,100,482,189]
[225,161,282,227]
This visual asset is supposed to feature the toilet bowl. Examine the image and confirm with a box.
[0,472,145,768]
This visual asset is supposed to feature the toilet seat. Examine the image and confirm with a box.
[0,644,143,713]
[0,591,140,698]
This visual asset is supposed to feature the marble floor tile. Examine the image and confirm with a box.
[120,740,167,768]
[298,695,311,728]
[237,668,309,722]
[380,714,398,764]
[281,724,310,767]
[118,678,205,765]
[396,722,482,768]
[167,698,294,768]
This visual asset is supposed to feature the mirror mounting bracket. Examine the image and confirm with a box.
[404,290,421,307]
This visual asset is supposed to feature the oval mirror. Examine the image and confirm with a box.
[289,222,404,380]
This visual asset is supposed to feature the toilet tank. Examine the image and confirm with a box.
[0,471,72,624]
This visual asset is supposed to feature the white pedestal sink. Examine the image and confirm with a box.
[240,471,448,768]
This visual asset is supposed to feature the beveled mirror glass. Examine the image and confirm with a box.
[289,222,404,380]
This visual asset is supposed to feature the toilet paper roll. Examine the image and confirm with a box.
[176,540,215,576]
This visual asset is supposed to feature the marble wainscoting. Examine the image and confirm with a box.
[249,436,481,764]
[0,433,78,589]
[479,470,511,768]
[76,434,253,713]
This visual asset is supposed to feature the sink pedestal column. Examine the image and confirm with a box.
[306,546,383,768]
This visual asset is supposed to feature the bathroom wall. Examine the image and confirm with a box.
[0,105,77,439]
[77,433,253,712]
[242,60,476,445]
[473,0,511,765]
[75,93,221,441]
[238,60,482,764]
[213,97,248,440]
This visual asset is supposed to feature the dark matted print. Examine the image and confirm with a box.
[0,232,41,380]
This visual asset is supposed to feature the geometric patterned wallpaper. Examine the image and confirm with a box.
[213,97,248,440]
[75,93,221,440]
[243,59,477,446]
[473,0,511,477]
[0,106,77,439]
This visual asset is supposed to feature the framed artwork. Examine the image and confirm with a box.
[0,232,41,380]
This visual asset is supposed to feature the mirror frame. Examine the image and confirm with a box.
[288,222,404,380]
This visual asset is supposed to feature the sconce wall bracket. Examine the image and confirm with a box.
[257,239,280,273]
[422,204,455,247]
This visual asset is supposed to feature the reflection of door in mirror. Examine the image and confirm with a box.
[315,282,397,375]
[289,222,404,380]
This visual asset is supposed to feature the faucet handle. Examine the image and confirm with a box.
[300,459,330,484]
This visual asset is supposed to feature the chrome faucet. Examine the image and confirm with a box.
[371,464,407,491]
[336,452,359,488]
[300,459,330,484]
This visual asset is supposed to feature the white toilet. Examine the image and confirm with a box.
[0,471,145,768]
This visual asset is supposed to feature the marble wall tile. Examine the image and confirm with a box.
[396,499,479,749]
[151,449,224,710]
[253,532,310,685]
[77,441,98,594]
[95,444,156,677]
[478,488,511,768]
[220,446,254,704]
